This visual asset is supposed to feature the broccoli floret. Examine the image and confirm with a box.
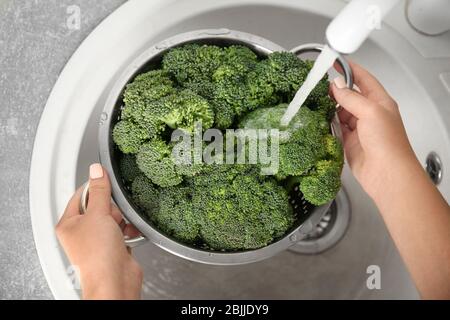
[136,139,183,187]
[153,186,201,244]
[209,47,258,127]
[161,44,217,98]
[324,134,344,165]
[118,68,214,143]
[121,70,175,139]
[246,62,281,110]
[159,90,214,132]
[210,79,249,128]
[119,154,141,183]
[123,70,174,108]
[246,52,308,109]
[131,175,160,214]
[238,103,343,204]
[118,70,175,141]
[162,44,223,85]
[314,95,337,121]
[239,103,286,130]
[245,52,336,119]
[131,176,201,244]
[116,89,214,154]
[130,164,294,250]
[190,165,294,250]
[162,44,261,129]
[240,104,330,178]
[300,160,342,205]
[209,98,237,129]
[136,137,203,187]
[279,108,330,178]
[112,120,150,154]
[222,45,258,71]
[169,138,204,177]
[263,51,309,94]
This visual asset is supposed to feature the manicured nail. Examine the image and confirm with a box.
[89,163,103,179]
[333,77,346,89]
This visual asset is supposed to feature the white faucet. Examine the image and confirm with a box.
[326,0,400,55]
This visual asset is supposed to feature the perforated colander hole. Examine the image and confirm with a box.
[303,202,336,240]
[288,188,351,255]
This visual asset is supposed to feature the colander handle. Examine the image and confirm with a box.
[79,182,147,248]
[289,43,354,89]
[289,43,354,145]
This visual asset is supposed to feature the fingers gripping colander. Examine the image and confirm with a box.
[82,29,353,265]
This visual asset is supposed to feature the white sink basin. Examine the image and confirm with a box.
[30,0,450,299]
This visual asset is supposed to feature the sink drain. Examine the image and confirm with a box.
[425,152,443,185]
[288,188,351,255]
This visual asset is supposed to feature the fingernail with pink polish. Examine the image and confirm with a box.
[89,163,103,179]
[333,77,347,89]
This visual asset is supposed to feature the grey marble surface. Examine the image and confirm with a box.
[0,0,125,300]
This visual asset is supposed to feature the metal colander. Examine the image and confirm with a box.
[85,29,353,265]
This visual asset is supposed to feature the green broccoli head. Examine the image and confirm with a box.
[324,134,344,165]
[209,98,237,129]
[222,45,258,71]
[119,154,141,184]
[207,46,259,128]
[245,52,336,119]
[131,176,201,244]
[112,120,150,154]
[300,159,342,206]
[210,78,250,128]
[136,137,203,188]
[246,52,308,109]
[239,104,330,178]
[190,165,294,250]
[159,90,214,132]
[246,62,280,110]
[128,164,294,250]
[263,51,309,94]
[136,139,183,187]
[121,70,176,139]
[116,86,214,156]
[153,186,201,244]
[239,103,287,130]
[238,103,343,204]
[131,175,160,214]
[285,133,343,205]
[123,70,175,108]
[162,44,223,84]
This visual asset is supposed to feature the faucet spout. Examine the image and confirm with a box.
[326,0,400,54]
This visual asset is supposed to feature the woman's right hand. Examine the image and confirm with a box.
[331,62,450,300]
[330,62,417,202]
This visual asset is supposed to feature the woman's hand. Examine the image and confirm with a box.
[331,62,417,202]
[56,163,143,300]
[331,62,450,299]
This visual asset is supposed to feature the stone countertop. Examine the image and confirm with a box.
[0,0,125,299]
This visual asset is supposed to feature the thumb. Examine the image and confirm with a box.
[331,78,376,120]
[87,163,111,215]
